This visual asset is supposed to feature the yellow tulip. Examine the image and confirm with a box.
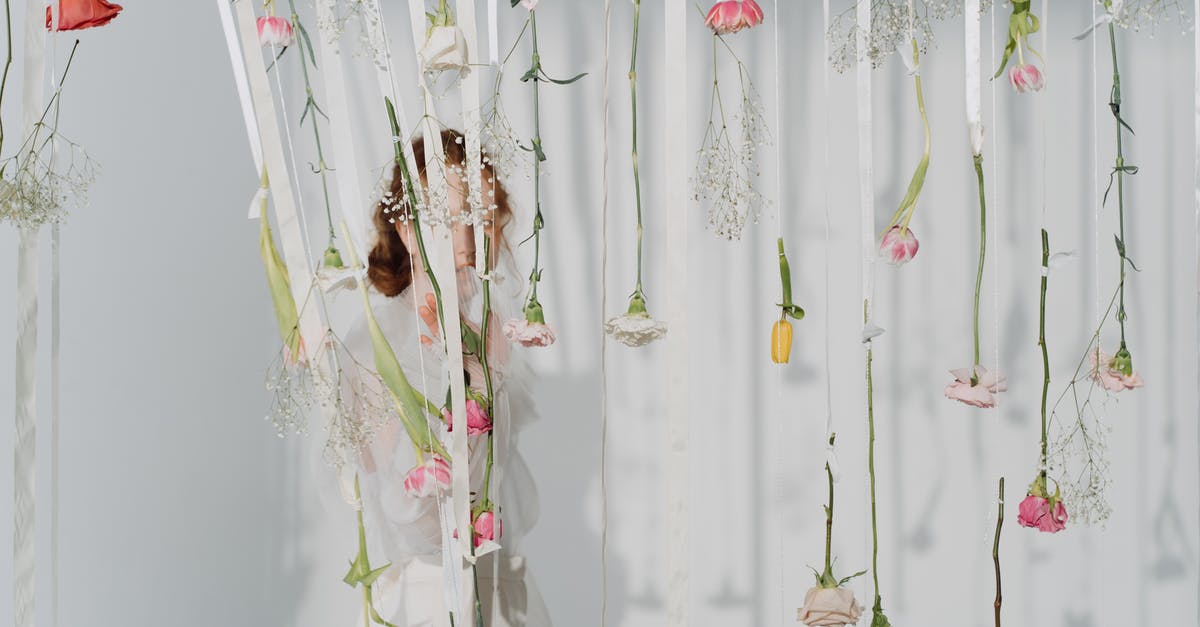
[771,319,793,364]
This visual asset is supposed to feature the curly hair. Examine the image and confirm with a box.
[368,129,512,297]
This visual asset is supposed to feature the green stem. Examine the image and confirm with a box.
[477,235,496,512]
[629,0,644,297]
[993,477,1004,627]
[1106,19,1129,350]
[887,38,931,231]
[384,98,447,335]
[0,0,12,154]
[865,299,881,610]
[823,433,835,575]
[1038,229,1050,481]
[525,12,545,308]
[286,0,337,245]
[972,154,987,381]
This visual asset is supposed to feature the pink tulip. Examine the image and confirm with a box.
[1089,349,1144,393]
[444,398,492,436]
[1017,494,1067,533]
[503,318,557,348]
[402,456,452,498]
[704,0,764,35]
[473,510,501,548]
[878,225,919,266]
[257,15,294,48]
[944,365,1007,408]
[1008,64,1045,94]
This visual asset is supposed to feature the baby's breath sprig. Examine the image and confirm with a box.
[0,40,97,229]
[827,1,993,73]
[692,30,769,241]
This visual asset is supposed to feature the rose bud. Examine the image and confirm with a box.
[1009,63,1045,94]
[878,225,919,266]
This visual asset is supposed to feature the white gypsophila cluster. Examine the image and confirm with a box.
[1047,378,1115,526]
[315,0,391,65]
[1101,0,1193,35]
[0,134,97,229]
[480,102,531,186]
[320,361,393,469]
[827,0,993,73]
[266,352,316,437]
[693,72,769,241]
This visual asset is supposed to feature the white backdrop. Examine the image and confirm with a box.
[0,1,1198,626]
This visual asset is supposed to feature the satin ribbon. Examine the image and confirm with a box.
[402,2,473,625]
[313,0,369,264]
[216,0,263,183]
[856,0,874,324]
[14,1,47,624]
[965,0,982,156]
[664,0,689,624]
[488,0,499,65]
[453,0,486,275]
[231,0,324,373]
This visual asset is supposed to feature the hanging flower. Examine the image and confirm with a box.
[421,0,468,72]
[993,1,1044,93]
[704,0,764,35]
[770,238,804,364]
[878,225,919,266]
[257,15,294,48]
[944,365,1007,408]
[798,586,863,627]
[1009,63,1045,94]
[1017,475,1068,534]
[403,455,452,498]
[606,293,667,348]
[1089,347,1144,392]
[519,0,539,10]
[46,0,122,30]
[770,320,792,364]
[473,510,501,548]
[503,318,557,347]
[444,397,492,436]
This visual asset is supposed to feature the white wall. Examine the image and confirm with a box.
[0,1,1197,626]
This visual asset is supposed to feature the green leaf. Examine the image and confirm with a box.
[539,70,588,85]
[259,203,303,361]
[520,65,539,82]
[1114,235,1126,258]
[296,20,318,68]
[838,569,868,586]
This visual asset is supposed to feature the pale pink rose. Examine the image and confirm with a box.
[473,510,501,548]
[503,318,557,348]
[520,0,538,10]
[444,398,492,436]
[944,365,1007,408]
[1088,349,1144,393]
[402,456,452,498]
[797,586,862,627]
[257,15,294,48]
[878,225,919,266]
[1017,494,1067,533]
[704,0,764,35]
[1008,63,1045,94]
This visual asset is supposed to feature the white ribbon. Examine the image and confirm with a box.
[664,0,689,624]
[217,0,263,179]
[857,0,875,325]
[488,0,499,64]
[965,0,982,156]
[314,0,370,265]
[15,2,46,624]
[403,2,473,625]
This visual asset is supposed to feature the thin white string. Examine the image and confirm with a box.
[771,1,786,624]
[990,0,1001,401]
[268,40,318,271]
[600,1,611,625]
[821,0,833,453]
[1193,0,1200,615]
[1093,1,1101,330]
[47,19,60,627]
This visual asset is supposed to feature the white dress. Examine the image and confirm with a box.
[341,265,552,627]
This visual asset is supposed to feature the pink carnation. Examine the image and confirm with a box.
[944,365,1007,408]
[1017,494,1067,533]
[503,318,557,348]
[704,0,764,35]
[1089,349,1144,393]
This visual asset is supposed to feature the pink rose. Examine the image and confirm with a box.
[1089,349,1144,393]
[1017,494,1067,533]
[473,510,501,548]
[444,398,492,436]
[704,0,764,35]
[47,0,122,31]
[944,365,1007,408]
[503,318,557,348]
[402,456,451,498]
[879,225,919,266]
[1009,63,1045,94]
[797,586,862,627]
[257,15,294,48]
